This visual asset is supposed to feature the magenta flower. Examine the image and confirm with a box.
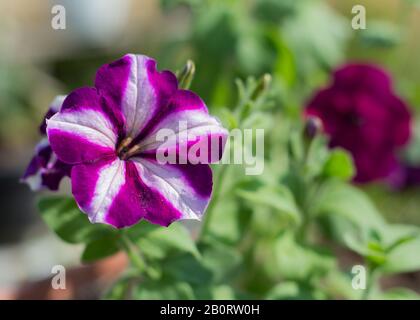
[388,163,420,189]
[305,63,412,183]
[22,96,72,191]
[45,54,228,228]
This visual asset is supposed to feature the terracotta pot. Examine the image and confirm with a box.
[0,252,128,300]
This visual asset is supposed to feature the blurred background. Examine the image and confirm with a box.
[1,0,420,298]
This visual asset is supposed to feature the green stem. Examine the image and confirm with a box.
[120,232,147,273]
[361,265,377,300]
[296,217,310,243]
[200,74,270,239]
[297,178,325,243]
[200,164,229,238]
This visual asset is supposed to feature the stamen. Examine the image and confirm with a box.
[117,137,142,160]
[117,137,133,154]
[123,145,142,160]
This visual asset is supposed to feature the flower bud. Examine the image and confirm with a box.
[177,60,196,90]
[304,116,323,140]
[251,73,272,100]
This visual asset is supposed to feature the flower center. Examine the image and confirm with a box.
[117,137,142,160]
[349,113,364,127]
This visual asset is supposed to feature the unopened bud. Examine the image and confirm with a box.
[251,73,272,100]
[304,116,323,140]
[177,60,195,90]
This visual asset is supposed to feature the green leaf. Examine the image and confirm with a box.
[104,276,132,300]
[265,281,326,300]
[218,108,238,129]
[365,246,387,266]
[304,135,330,179]
[210,285,237,300]
[236,30,274,76]
[236,183,301,225]
[273,232,335,281]
[322,270,360,300]
[359,20,400,48]
[136,222,199,260]
[199,241,242,283]
[126,219,160,240]
[343,233,369,256]
[380,224,420,253]
[343,231,387,267]
[253,0,298,23]
[81,234,120,263]
[343,224,419,269]
[378,288,420,300]
[287,130,304,164]
[322,149,355,180]
[134,279,195,300]
[163,253,213,285]
[381,236,420,274]
[38,195,116,244]
[267,29,296,88]
[283,1,349,76]
[204,197,244,245]
[313,182,385,236]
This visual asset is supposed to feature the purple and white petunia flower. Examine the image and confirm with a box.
[22,96,72,191]
[46,54,228,228]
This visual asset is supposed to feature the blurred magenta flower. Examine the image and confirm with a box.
[22,96,72,191]
[388,164,420,189]
[305,63,412,183]
[46,54,228,228]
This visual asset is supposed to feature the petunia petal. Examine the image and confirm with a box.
[105,161,183,228]
[71,157,185,228]
[95,54,178,138]
[21,138,71,191]
[40,158,72,191]
[333,63,392,94]
[39,95,66,135]
[131,157,212,225]
[71,155,127,225]
[46,88,119,164]
[138,90,228,164]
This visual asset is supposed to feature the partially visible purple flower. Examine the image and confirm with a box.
[305,63,412,183]
[46,54,228,229]
[39,96,63,135]
[387,163,420,189]
[22,96,71,191]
